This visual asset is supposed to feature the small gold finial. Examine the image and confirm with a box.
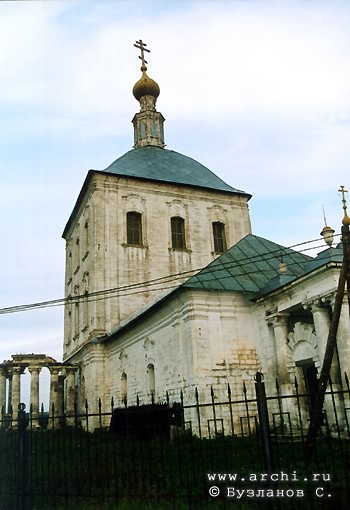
[339,185,350,226]
[134,39,150,72]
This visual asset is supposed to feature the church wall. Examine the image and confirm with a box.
[91,288,262,434]
[63,171,252,362]
[105,290,196,408]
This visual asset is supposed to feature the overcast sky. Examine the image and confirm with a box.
[0,0,349,405]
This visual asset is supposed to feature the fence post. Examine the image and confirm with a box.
[254,374,281,510]
[18,402,27,510]
[254,373,274,474]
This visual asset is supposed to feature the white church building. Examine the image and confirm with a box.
[60,42,349,429]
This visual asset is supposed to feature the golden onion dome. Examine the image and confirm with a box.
[133,71,160,101]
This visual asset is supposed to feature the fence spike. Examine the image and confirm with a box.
[111,396,114,411]
[98,397,102,410]
[243,382,247,395]
[41,403,44,414]
[345,372,349,388]
[294,377,298,390]
[180,389,184,406]
[210,385,214,398]
[136,394,140,406]
[227,383,231,396]
[85,399,89,412]
[166,391,169,405]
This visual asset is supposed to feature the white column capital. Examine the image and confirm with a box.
[48,365,62,376]
[303,295,335,312]
[28,365,42,376]
[266,312,289,327]
[0,366,7,377]
[320,292,337,308]
[8,365,26,376]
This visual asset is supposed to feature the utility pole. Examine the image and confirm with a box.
[305,186,350,457]
[339,186,350,316]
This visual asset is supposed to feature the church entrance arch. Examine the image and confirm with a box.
[287,322,320,421]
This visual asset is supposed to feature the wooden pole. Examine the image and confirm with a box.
[305,217,349,457]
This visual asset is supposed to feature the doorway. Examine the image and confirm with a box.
[296,359,319,417]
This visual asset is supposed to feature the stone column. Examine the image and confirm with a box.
[48,366,62,429]
[10,366,23,425]
[65,367,78,424]
[268,313,290,393]
[0,367,7,414]
[7,375,12,414]
[28,366,42,428]
[308,299,340,384]
[308,298,343,428]
[308,300,331,358]
[332,297,350,380]
[48,366,61,415]
[57,374,65,417]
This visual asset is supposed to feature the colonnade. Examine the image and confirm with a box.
[265,292,350,429]
[0,354,78,427]
[266,292,349,386]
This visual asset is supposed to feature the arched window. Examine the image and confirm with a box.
[171,216,185,250]
[121,373,128,404]
[126,212,142,245]
[147,364,155,396]
[212,221,226,253]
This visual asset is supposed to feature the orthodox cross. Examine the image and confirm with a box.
[339,185,350,224]
[134,39,150,72]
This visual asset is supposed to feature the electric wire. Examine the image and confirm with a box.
[0,233,343,316]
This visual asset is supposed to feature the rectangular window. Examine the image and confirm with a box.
[127,212,142,245]
[213,222,226,253]
[74,237,80,270]
[83,221,89,258]
[171,216,185,250]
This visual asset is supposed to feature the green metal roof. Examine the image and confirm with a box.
[62,145,249,239]
[101,146,248,195]
[183,234,313,297]
[100,235,343,342]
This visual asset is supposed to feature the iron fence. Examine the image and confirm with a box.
[0,373,349,510]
